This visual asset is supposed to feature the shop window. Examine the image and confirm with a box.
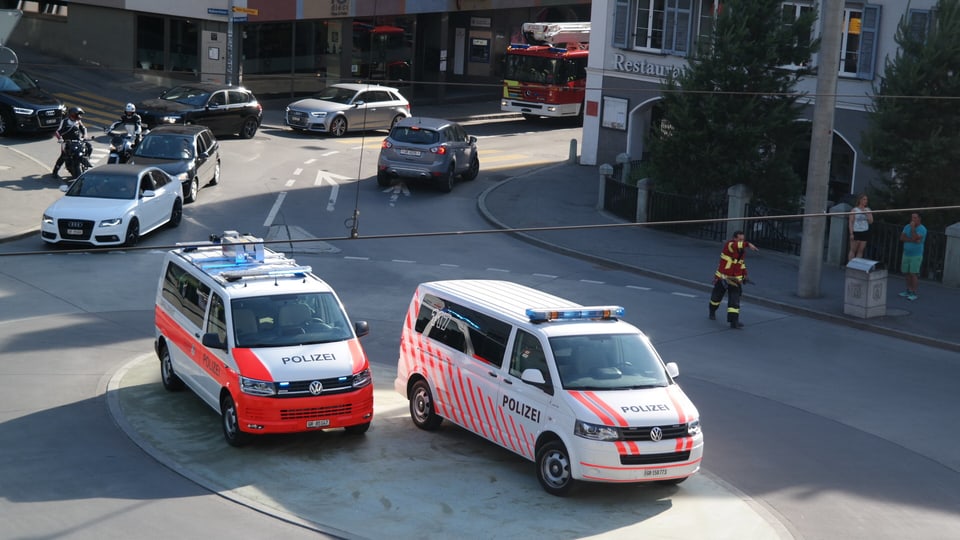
[137,15,165,70]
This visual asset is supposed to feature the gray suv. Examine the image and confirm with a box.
[377,117,479,193]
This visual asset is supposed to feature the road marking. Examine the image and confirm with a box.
[322,151,339,157]
[384,183,410,207]
[263,192,287,227]
[293,168,303,176]
[580,279,605,284]
[392,259,415,264]
[487,268,510,273]
[304,158,317,164]
[533,273,558,279]
[672,292,697,298]
[627,285,652,291]
[315,171,340,211]
[440,263,460,268]
[285,179,296,187]
[344,256,370,261]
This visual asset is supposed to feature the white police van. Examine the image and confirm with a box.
[395,280,703,496]
[155,231,373,446]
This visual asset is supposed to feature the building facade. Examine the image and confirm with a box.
[581,0,937,201]
[6,0,590,101]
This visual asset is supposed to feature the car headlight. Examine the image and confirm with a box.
[13,106,34,115]
[309,111,327,118]
[42,214,54,225]
[176,172,190,181]
[574,420,621,441]
[687,419,701,436]
[161,115,181,124]
[352,369,372,389]
[99,218,123,227]
[240,376,276,396]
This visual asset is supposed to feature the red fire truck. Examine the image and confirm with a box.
[501,22,590,121]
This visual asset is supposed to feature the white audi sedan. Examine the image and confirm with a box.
[41,164,183,247]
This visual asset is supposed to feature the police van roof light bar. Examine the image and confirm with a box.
[526,306,625,323]
[219,265,313,283]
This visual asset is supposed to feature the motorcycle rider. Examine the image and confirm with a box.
[52,106,91,177]
[114,103,143,147]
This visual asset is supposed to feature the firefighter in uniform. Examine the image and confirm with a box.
[709,230,759,329]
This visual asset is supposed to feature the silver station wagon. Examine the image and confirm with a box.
[377,117,479,193]
[284,83,410,137]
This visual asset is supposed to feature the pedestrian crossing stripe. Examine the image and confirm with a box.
[53,92,124,129]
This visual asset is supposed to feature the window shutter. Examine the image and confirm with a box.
[907,9,930,43]
[857,4,881,80]
[612,0,632,49]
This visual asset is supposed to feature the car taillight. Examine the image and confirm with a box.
[382,140,393,149]
[432,146,447,155]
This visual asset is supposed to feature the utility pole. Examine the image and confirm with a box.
[797,0,844,298]
[226,0,234,86]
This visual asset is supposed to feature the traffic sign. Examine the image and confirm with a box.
[207,8,229,15]
[232,6,259,15]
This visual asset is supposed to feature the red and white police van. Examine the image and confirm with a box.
[395,280,702,495]
[154,231,373,446]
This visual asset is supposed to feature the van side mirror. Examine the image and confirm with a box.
[202,332,226,349]
[521,368,545,384]
[666,362,679,378]
[354,320,370,338]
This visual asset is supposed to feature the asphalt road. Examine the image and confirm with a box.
[2,70,960,539]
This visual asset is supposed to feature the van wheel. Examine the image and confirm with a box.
[221,394,252,447]
[410,379,443,430]
[159,344,185,391]
[536,440,576,496]
[344,422,371,435]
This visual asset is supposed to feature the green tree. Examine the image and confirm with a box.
[862,0,960,229]
[646,0,818,209]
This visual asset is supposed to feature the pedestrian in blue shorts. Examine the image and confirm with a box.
[898,213,927,301]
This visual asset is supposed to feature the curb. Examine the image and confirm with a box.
[476,172,960,354]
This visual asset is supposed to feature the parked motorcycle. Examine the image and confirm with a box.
[61,138,93,179]
[105,122,137,164]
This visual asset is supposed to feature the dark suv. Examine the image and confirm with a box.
[0,69,64,136]
[136,83,262,139]
[129,125,220,203]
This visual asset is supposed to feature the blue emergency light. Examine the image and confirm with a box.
[526,306,625,323]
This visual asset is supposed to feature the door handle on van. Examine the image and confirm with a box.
[489,371,501,379]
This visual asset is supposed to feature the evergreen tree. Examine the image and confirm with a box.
[646,0,818,209]
[861,0,960,228]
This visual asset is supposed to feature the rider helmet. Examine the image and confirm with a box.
[125,103,136,115]
[68,107,84,119]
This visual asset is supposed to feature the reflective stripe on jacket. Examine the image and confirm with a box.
[715,240,747,282]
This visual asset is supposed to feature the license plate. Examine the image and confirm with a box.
[67,228,83,236]
[399,148,421,157]
[306,419,330,428]
[643,468,669,478]
[43,118,58,125]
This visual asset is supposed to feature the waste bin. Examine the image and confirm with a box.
[844,258,887,318]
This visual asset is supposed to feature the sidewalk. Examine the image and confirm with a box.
[477,162,960,352]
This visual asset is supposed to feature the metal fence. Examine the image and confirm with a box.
[648,191,728,242]
[603,176,638,222]
[863,221,946,281]
[745,203,806,256]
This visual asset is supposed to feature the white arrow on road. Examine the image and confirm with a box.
[314,170,354,212]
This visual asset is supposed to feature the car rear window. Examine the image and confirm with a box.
[391,127,440,145]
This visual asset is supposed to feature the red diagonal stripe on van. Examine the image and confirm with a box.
[665,385,689,425]
[232,347,272,380]
[466,377,491,439]
[581,391,629,427]
[346,338,367,372]
[569,390,616,425]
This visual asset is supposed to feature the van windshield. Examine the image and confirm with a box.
[231,293,353,347]
[549,334,670,390]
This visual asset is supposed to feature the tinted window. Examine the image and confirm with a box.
[391,126,440,144]
[208,92,227,106]
[161,262,212,328]
[228,90,251,104]
[415,294,510,367]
